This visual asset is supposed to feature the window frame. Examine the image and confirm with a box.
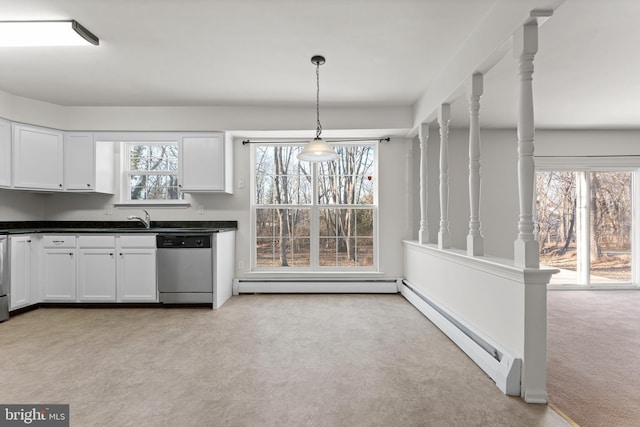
[250,142,379,272]
[96,132,189,206]
[122,141,183,203]
[536,156,640,288]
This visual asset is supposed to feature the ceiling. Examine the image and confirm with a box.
[0,0,638,129]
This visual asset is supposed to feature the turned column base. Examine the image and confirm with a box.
[419,229,429,245]
[467,234,484,256]
[438,231,451,250]
[514,238,539,268]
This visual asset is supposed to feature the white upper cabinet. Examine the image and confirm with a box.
[0,118,11,188]
[64,132,114,193]
[179,132,233,194]
[12,123,64,191]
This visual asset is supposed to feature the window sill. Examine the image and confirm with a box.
[114,201,191,208]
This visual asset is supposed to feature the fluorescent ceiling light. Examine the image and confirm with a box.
[0,20,99,47]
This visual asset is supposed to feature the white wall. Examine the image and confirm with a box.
[0,88,412,133]
[0,189,45,221]
[377,137,413,277]
[536,129,640,156]
[0,90,67,130]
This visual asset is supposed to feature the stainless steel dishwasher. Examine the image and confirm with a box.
[156,234,214,304]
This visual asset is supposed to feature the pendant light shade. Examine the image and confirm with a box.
[297,55,338,162]
[298,137,339,162]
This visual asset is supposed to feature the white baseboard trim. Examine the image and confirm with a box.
[401,281,521,396]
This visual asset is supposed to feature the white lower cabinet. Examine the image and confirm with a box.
[41,234,157,304]
[76,235,157,302]
[42,250,77,301]
[41,236,77,302]
[78,251,117,301]
[117,249,157,301]
[78,236,117,302]
[10,236,34,310]
[117,236,157,302]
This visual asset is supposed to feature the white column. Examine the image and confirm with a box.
[418,123,429,245]
[467,73,484,256]
[513,22,540,268]
[438,104,451,249]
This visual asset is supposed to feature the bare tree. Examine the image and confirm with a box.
[536,171,576,254]
[273,146,291,266]
[318,146,374,262]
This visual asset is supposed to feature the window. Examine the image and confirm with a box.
[123,142,183,202]
[252,144,377,270]
[536,169,634,286]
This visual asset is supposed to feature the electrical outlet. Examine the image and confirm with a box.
[198,206,204,215]
[105,206,113,215]
[238,179,245,189]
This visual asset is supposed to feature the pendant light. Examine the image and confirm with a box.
[297,55,339,162]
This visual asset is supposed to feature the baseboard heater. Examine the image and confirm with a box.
[233,278,399,295]
[401,280,521,396]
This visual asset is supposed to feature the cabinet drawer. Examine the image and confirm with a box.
[42,235,76,248]
[78,235,116,248]
[117,235,156,248]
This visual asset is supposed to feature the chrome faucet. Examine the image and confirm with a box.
[127,209,151,229]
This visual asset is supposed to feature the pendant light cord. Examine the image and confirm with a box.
[316,61,322,139]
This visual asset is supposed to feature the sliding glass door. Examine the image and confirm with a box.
[536,170,634,286]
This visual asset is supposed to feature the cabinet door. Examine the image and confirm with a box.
[78,249,116,301]
[180,134,225,192]
[10,236,31,310]
[64,132,94,191]
[41,249,76,301]
[117,249,157,302]
[0,118,11,188]
[12,123,64,191]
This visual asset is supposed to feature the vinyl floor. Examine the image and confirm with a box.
[1,294,569,426]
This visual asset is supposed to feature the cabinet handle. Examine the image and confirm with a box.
[69,253,73,256]
[87,183,91,187]
[59,184,63,187]
[119,253,123,256]
[109,253,114,256]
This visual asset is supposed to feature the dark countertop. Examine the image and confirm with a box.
[0,220,238,235]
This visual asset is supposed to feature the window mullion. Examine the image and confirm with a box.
[576,171,590,285]
[310,162,319,269]
[633,170,640,286]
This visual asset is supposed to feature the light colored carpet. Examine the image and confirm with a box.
[547,290,640,427]
[1,294,569,426]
